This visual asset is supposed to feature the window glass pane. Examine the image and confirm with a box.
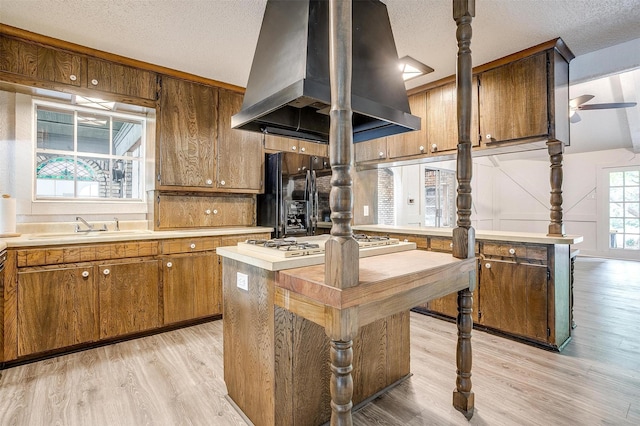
[113,119,143,157]
[610,203,624,218]
[610,218,624,232]
[623,235,639,250]
[609,187,623,202]
[625,203,639,218]
[625,187,639,202]
[37,108,73,151]
[76,156,109,198]
[625,171,639,186]
[36,153,77,197]
[610,171,624,186]
[625,219,640,234]
[77,112,110,154]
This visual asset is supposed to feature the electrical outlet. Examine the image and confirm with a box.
[364,205,369,216]
[237,272,248,291]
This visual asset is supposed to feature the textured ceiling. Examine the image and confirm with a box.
[1,0,640,154]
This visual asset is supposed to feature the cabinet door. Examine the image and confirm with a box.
[426,78,480,153]
[479,260,548,341]
[37,45,82,87]
[158,76,217,188]
[17,266,98,356]
[387,93,427,159]
[155,193,255,229]
[87,58,157,100]
[355,137,388,163]
[479,52,548,144]
[0,35,38,77]
[98,259,160,339]
[163,252,220,324]
[217,89,264,191]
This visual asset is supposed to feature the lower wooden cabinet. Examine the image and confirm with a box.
[17,266,99,356]
[97,259,161,340]
[162,252,220,324]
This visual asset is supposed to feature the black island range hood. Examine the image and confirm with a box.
[232,0,421,144]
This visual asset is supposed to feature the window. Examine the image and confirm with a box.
[34,101,145,200]
[424,168,456,227]
[608,169,640,250]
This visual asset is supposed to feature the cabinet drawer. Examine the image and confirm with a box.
[391,234,427,249]
[430,237,453,252]
[220,233,271,247]
[16,241,158,267]
[155,194,256,229]
[482,242,547,262]
[161,237,219,254]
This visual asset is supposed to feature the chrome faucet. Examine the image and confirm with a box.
[75,216,107,233]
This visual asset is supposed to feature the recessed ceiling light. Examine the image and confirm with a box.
[398,56,434,81]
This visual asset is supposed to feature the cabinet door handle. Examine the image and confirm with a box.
[300,147,306,152]
[91,79,98,86]
[213,209,218,215]
[220,180,226,186]
[70,74,77,81]
[166,262,173,268]
[432,143,438,152]
[82,271,90,278]
[205,209,211,215]
[419,145,425,152]
[449,242,454,248]
[206,179,213,185]
[291,146,297,151]
[190,243,196,249]
[103,268,110,275]
[379,151,384,157]
[485,263,491,269]
[509,248,516,255]
[486,134,492,141]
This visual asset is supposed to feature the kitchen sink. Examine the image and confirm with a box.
[28,230,153,239]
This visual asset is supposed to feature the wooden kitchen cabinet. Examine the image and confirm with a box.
[162,251,221,324]
[17,266,99,356]
[217,89,264,191]
[152,192,255,229]
[355,137,388,164]
[0,35,37,78]
[37,45,83,87]
[426,78,480,153]
[264,134,329,157]
[387,92,427,159]
[87,58,157,100]
[157,76,218,189]
[98,259,161,339]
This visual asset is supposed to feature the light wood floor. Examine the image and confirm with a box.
[1,257,639,425]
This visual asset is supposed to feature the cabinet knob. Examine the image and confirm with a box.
[378,151,384,157]
[220,180,226,186]
[419,145,425,152]
[82,271,90,278]
[432,143,438,152]
[486,134,492,141]
[91,79,98,86]
[291,146,297,151]
[205,209,211,215]
[213,209,218,215]
[103,268,110,275]
[190,243,196,249]
[70,74,77,81]
[449,242,454,248]
[509,248,516,255]
[485,263,491,269]
[404,239,409,242]
[206,179,213,185]
[300,147,306,152]
[166,262,173,268]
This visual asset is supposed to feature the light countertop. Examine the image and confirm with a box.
[352,225,583,245]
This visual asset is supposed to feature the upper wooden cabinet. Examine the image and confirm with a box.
[387,92,428,159]
[354,137,388,163]
[426,77,480,153]
[264,134,329,157]
[157,76,218,189]
[86,58,157,100]
[216,89,264,191]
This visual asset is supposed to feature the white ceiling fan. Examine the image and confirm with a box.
[570,94,637,123]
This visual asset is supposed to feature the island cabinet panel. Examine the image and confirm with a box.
[478,52,548,144]
[153,192,255,229]
[17,266,99,356]
[217,89,264,191]
[157,76,218,189]
[387,92,428,159]
[97,259,160,340]
[426,77,480,153]
[478,260,548,341]
[162,252,220,324]
[86,58,157,100]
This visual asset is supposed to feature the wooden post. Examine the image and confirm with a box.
[326,0,358,425]
[547,140,566,236]
[452,0,475,419]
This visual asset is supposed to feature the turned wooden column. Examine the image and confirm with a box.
[326,0,358,425]
[452,0,475,419]
[547,140,566,236]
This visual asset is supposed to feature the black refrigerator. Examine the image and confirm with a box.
[257,152,331,239]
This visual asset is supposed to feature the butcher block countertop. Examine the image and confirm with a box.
[353,224,583,245]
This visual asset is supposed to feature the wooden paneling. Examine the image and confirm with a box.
[163,252,220,324]
[155,193,255,229]
[216,89,264,191]
[17,266,98,356]
[0,35,37,77]
[387,93,427,159]
[479,52,548,143]
[98,259,160,339]
[87,58,156,100]
[158,76,217,188]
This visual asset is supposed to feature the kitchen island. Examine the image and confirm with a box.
[217,237,477,425]
[354,225,583,350]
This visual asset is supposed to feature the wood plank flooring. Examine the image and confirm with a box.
[0,256,638,425]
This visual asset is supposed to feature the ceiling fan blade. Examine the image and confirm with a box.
[570,94,595,108]
[570,112,582,123]
[577,102,637,110]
